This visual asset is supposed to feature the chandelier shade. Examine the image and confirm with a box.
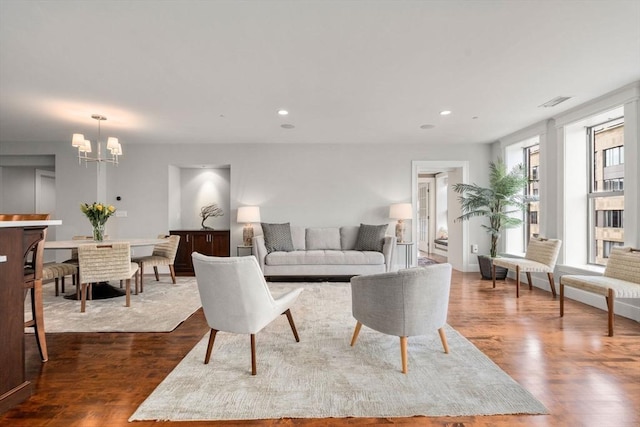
[72,114,122,166]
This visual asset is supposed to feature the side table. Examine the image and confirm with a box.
[237,245,253,256]
[396,242,415,269]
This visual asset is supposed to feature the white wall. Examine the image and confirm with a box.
[0,140,491,271]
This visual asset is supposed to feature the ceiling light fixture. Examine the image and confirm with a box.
[420,124,435,129]
[281,124,295,129]
[440,110,452,116]
[72,114,122,166]
[277,109,289,116]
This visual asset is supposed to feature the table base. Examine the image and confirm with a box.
[63,282,126,300]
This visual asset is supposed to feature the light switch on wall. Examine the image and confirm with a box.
[115,210,127,217]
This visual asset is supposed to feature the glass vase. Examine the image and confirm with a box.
[92,223,105,241]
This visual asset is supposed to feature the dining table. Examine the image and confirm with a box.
[44,238,166,300]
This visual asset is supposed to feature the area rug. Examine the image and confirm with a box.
[25,277,201,333]
[418,256,438,266]
[130,282,548,421]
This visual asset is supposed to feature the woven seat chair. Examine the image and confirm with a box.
[1,213,50,361]
[132,234,180,293]
[492,237,562,298]
[42,262,78,296]
[77,242,139,313]
[350,264,452,374]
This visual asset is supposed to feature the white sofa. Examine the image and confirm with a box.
[253,225,396,278]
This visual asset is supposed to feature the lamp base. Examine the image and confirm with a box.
[243,224,254,247]
[395,220,405,243]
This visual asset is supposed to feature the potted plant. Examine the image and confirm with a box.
[452,158,534,279]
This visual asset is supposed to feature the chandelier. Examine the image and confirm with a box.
[71,114,122,166]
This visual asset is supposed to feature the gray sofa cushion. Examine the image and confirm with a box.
[261,222,294,253]
[306,227,341,250]
[354,223,388,252]
[266,250,384,266]
[340,226,360,250]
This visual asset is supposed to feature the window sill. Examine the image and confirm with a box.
[556,263,605,275]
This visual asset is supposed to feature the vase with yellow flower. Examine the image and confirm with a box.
[80,202,116,241]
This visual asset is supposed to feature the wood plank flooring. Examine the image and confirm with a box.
[2,270,639,427]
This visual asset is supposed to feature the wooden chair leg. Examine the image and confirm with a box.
[250,334,257,375]
[31,280,48,362]
[54,278,60,297]
[204,328,217,364]
[492,263,497,288]
[547,273,557,298]
[438,327,449,354]
[283,309,300,342]
[139,263,144,293]
[81,282,87,313]
[516,265,521,298]
[607,289,614,337]
[560,283,565,317]
[526,272,533,290]
[61,276,65,294]
[169,264,176,284]
[153,266,160,281]
[400,336,408,374]
[125,278,131,307]
[350,321,362,346]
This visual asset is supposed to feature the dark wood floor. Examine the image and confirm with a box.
[2,270,639,427]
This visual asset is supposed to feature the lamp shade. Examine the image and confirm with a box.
[72,133,85,147]
[389,203,413,220]
[237,206,261,223]
[106,137,119,151]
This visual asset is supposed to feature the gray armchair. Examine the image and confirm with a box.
[350,263,452,373]
[192,253,303,375]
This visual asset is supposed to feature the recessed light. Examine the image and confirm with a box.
[281,124,295,129]
[277,109,289,116]
[538,96,572,108]
[440,110,452,116]
[420,124,435,130]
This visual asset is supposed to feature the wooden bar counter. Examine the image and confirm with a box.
[0,220,60,414]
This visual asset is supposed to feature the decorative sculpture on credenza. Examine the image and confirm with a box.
[200,204,224,230]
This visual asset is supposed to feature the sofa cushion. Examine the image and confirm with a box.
[265,250,384,266]
[261,222,294,253]
[306,227,341,250]
[340,226,360,250]
[354,223,388,252]
[290,226,306,250]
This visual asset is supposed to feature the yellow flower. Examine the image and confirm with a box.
[96,204,103,211]
[108,205,115,212]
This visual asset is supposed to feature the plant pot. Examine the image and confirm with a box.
[478,255,508,280]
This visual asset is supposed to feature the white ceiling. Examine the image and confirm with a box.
[1,0,639,146]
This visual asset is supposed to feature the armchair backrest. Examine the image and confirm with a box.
[152,234,180,261]
[78,242,133,283]
[604,247,640,284]
[351,263,452,337]
[525,237,561,268]
[191,253,279,334]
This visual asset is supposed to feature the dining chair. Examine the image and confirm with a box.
[42,262,78,296]
[77,242,139,313]
[192,253,303,375]
[1,213,51,361]
[491,237,562,298]
[350,264,452,374]
[131,234,180,293]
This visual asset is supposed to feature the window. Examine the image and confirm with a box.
[588,119,624,266]
[524,144,540,244]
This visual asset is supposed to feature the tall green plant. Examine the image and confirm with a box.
[452,158,532,258]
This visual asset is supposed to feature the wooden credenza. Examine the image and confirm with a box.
[170,230,230,275]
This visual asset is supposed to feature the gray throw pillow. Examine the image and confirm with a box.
[354,223,388,252]
[261,222,295,253]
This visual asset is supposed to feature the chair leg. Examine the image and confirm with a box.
[204,328,217,364]
[283,309,300,342]
[400,336,408,374]
[81,282,87,313]
[153,266,160,282]
[492,263,496,288]
[169,264,177,284]
[125,278,131,307]
[350,321,362,346]
[54,278,60,297]
[139,263,144,293]
[560,283,565,317]
[438,327,449,354]
[516,265,521,298]
[61,276,65,294]
[526,272,533,290]
[547,273,557,298]
[250,334,257,375]
[606,289,615,337]
[31,279,48,362]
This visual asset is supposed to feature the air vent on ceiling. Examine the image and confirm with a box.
[538,96,572,108]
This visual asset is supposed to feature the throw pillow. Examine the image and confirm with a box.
[261,222,295,253]
[354,223,388,252]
